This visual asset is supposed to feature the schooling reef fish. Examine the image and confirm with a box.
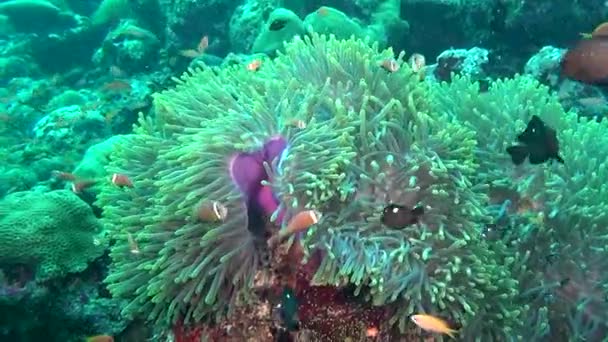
[381,204,424,229]
[562,22,608,85]
[506,115,564,165]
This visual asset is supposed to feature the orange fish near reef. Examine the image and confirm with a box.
[52,170,78,181]
[71,179,97,194]
[194,200,228,223]
[111,173,133,188]
[85,335,114,342]
[268,210,320,247]
[562,22,608,85]
[102,80,132,93]
[380,58,400,73]
[247,59,262,72]
[410,314,457,338]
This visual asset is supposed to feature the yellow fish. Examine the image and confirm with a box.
[411,314,457,338]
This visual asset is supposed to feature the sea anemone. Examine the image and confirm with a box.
[430,74,608,339]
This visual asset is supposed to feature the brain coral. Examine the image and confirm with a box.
[98,33,527,339]
[0,189,106,280]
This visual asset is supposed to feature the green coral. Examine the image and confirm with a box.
[0,190,106,280]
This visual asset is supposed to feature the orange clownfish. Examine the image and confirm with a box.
[268,209,321,247]
[411,314,457,338]
[380,58,400,73]
[194,200,228,223]
[71,179,97,194]
[111,173,133,188]
[247,59,262,72]
[408,53,426,80]
[51,170,78,181]
[366,326,379,338]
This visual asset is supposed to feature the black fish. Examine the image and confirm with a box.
[381,204,424,229]
[506,115,564,165]
[279,287,299,331]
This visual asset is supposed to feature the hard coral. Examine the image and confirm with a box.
[0,189,106,280]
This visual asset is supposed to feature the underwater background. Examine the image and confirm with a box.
[2,0,608,341]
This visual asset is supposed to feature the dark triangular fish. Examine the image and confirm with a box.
[506,115,564,165]
[505,145,528,165]
[279,287,299,331]
[381,204,424,229]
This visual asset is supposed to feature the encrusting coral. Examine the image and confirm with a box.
[97,32,608,340]
[0,189,106,280]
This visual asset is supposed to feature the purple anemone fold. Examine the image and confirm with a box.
[229,137,287,217]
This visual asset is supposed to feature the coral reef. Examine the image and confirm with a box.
[0,189,107,280]
[1,0,608,340]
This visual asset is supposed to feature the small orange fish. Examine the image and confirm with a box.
[268,210,320,247]
[317,6,329,16]
[127,232,140,255]
[380,58,400,73]
[86,335,114,342]
[410,314,457,338]
[111,173,133,187]
[247,59,262,72]
[408,53,426,73]
[289,119,306,129]
[194,200,228,222]
[366,326,379,338]
[102,80,132,93]
[71,179,97,194]
[52,170,78,181]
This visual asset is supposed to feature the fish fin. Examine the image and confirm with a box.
[506,145,529,165]
[411,205,425,216]
[517,115,545,143]
[446,329,458,339]
[528,150,549,164]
